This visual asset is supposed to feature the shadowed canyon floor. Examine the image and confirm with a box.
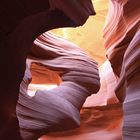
[40,103,123,140]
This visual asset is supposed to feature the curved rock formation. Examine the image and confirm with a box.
[0,1,95,139]
[103,0,140,139]
[49,0,95,25]
[103,0,140,77]
[17,32,100,140]
[84,60,119,107]
[116,28,140,139]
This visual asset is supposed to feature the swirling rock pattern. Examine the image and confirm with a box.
[116,28,140,140]
[0,1,95,139]
[103,0,140,139]
[17,32,100,140]
[84,60,119,107]
[104,0,140,77]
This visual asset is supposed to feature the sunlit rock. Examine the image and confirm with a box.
[0,1,95,139]
[84,60,119,107]
[17,32,100,140]
[103,0,140,139]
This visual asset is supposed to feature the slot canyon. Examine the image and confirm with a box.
[0,0,140,140]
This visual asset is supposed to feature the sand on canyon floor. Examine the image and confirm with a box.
[39,103,123,140]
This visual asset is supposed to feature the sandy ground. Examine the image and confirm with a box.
[39,103,123,140]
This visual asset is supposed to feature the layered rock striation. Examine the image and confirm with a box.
[103,0,140,139]
[17,32,100,140]
[0,1,95,139]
